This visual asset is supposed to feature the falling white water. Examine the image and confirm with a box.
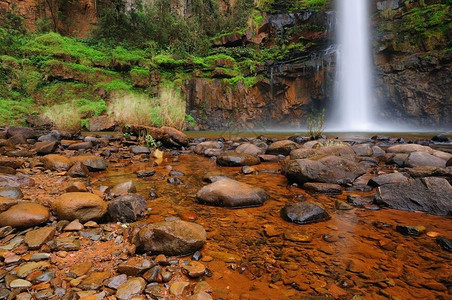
[332,0,374,131]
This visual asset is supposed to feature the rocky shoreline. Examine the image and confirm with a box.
[0,127,451,299]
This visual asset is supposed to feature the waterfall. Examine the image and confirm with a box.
[332,0,374,131]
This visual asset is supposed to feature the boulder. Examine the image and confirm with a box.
[34,141,58,155]
[8,134,28,145]
[266,140,297,156]
[70,155,108,171]
[67,162,90,178]
[281,201,331,224]
[42,154,72,171]
[89,116,116,132]
[52,192,107,222]
[283,156,366,185]
[387,144,432,153]
[216,152,261,167]
[290,145,356,161]
[374,177,452,216]
[0,203,49,228]
[108,193,147,222]
[7,127,35,139]
[368,172,409,187]
[0,157,24,169]
[235,143,264,155]
[135,219,206,256]
[352,144,373,156]
[38,130,61,142]
[194,141,224,156]
[196,178,268,208]
[404,151,446,168]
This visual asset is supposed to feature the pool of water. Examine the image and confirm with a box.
[90,150,452,299]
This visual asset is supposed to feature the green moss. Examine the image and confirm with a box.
[21,32,110,65]
[153,54,187,68]
[95,80,133,93]
[130,66,150,77]
[0,97,35,126]
[73,99,107,118]
[111,46,148,65]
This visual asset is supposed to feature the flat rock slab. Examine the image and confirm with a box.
[24,226,56,249]
[303,182,342,195]
[387,144,433,153]
[283,156,366,185]
[136,219,206,256]
[374,177,452,216]
[290,145,356,161]
[368,172,409,187]
[52,192,107,222]
[196,178,269,208]
[42,154,72,171]
[404,151,446,168]
[0,203,49,228]
[281,201,331,225]
[216,152,261,167]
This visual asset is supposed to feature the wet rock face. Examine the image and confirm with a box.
[281,201,331,224]
[135,219,206,256]
[0,203,49,228]
[283,156,366,185]
[374,177,452,216]
[52,192,108,222]
[196,178,269,208]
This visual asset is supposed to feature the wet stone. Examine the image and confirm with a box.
[0,203,49,228]
[35,270,55,282]
[48,236,80,251]
[216,152,261,167]
[111,180,136,196]
[68,261,92,278]
[67,162,90,178]
[105,274,128,290]
[30,253,51,261]
[196,178,269,208]
[0,186,23,199]
[142,266,161,282]
[303,182,342,195]
[131,146,151,154]
[69,155,108,171]
[335,200,353,210]
[347,195,373,207]
[281,201,331,225]
[17,262,50,278]
[136,170,155,178]
[183,261,206,277]
[436,236,452,253]
[283,231,312,242]
[395,225,426,236]
[170,281,189,296]
[64,219,84,231]
[136,219,206,256]
[117,257,154,276]
[10,279,32,288]
[78,271,111,290]
[52,192,107,222]
[108,193,147,223]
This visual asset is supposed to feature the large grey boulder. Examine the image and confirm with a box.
[283,156,366,185]
[374,177,452,216]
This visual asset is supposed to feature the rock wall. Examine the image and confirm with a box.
[372,0,452,129]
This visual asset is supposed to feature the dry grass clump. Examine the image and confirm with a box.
[44,103,81,134]
[156,87,186,130]
[108,93,156,127]
[108,87,186,130]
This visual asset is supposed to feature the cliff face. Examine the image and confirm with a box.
[2,0,451,130]
[372,0,452,129]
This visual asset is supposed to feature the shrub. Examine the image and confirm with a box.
[306,108,325,139]
[44,103,82,134]
[73,99,107,118]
